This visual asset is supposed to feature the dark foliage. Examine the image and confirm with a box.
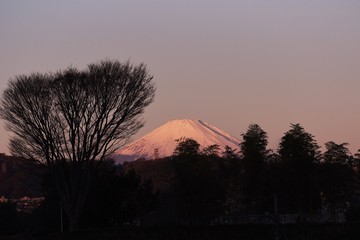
[170,153,227,222]
[240,124,271,213]
[173,138,201,157]
[81,162,158,228]
[276,124,321,213]
[29,160,158,233]
[0,202,19,235]
[320,142,354,220]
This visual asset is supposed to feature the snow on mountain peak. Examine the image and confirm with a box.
[114,119,240,162]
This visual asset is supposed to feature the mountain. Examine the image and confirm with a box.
[114,119,240,163]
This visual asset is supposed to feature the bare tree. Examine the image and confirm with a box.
[0,60,155,231]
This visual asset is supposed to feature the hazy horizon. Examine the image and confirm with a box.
[1,0,360,154]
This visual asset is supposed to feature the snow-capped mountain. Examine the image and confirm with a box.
[114,119,240,163]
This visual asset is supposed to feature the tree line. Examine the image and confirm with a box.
[1,117,360,237]
[125,123,360,225]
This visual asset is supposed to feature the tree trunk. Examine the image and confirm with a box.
[55,163,94,232]
[62,188,87,232]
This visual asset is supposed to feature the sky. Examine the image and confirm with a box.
[0,0,360,154]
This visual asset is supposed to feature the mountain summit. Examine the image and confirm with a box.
[114,119,240,162]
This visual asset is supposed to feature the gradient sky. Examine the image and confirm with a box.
[1,0,359,154]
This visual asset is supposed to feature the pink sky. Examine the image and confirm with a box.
[0,0,359,154]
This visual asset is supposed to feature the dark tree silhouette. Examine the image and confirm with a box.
[321,141,354,221]
[241,124,268,172]
[222,145,240,160]
[173,138,200,157]
[81,163,158,228]
[278,124,321,167]
[203,144,220,157]
[240,124,269,213]
[323,142,352,166]
[277,124,321,213]
[0,59,155,231]
[171,139,225,222]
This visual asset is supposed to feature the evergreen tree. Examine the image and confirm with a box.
[171,139,225,221]
[241,123,268,172]
[202,144,221,157]
[321,141,353,221]
[222,145,240,160]
[240,124,269,213]
[221,146,242,214]
[324,142,352,166]
[278,124,321,167]
[277,123,321,213]
[173,138,200,157]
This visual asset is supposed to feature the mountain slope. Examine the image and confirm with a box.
[114,119,240,162]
